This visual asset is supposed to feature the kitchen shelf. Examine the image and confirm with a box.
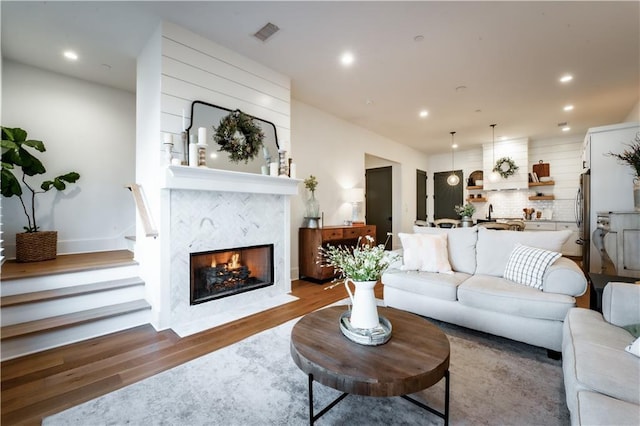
[467,185,483,190]
[467,197,487,202]
[529,195,555,200]
[528,181,555,187]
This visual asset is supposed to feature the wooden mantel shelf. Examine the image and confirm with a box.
[162,165,301,195]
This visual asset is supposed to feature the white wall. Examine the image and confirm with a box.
[290,100,429,264]
[2,61,136,258]
[426,136,582,222]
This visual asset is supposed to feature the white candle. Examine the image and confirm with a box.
[182,109,186,131]
[198,127,207,145]
[163,133,172,144]
[189,143,199,167]
[289,163,297,179]
[269,162,278,176]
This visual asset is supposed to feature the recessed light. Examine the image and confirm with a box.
[559,74,573,83]
[563,105,574,111]
[562,126,571,132]
[414,35,425,42]
[63,50,78,61]
[419,110,428,118]
[340,51,354,66]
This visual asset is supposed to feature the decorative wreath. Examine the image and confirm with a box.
[493,157,519,179]
[214,110,265,164]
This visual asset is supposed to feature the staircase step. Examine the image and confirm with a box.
[1,250,136,281]
[0,277,144,308]
[1,300,151,341]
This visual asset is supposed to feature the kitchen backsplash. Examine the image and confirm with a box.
[472,191,575,222]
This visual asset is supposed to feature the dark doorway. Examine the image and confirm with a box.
[365,166,392,244]
[416,169,427,221]
[433,170,463,220]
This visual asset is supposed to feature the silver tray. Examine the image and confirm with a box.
[339,311,392,346]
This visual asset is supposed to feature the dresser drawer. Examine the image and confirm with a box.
[525,222,556,231]
[321,228,344,241]
[556,222,578,232]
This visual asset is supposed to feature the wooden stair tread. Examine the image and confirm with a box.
[1,250,136,281]
[0,277,144,308]
[1,300,151,340]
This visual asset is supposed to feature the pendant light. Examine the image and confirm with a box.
[446,131,460,186]
[489,123,501,182]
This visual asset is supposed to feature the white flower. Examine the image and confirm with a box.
[319,236,398,281]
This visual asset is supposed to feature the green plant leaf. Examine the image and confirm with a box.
[23,139,45,152]
[1,139,18,150]
[53,178,66,190]
[16,147,46,176]
[1,168,22,197]
[59,172,80,183]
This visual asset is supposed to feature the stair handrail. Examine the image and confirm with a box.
[125,183,158,238]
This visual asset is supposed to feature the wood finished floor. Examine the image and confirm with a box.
[1,278,379,425]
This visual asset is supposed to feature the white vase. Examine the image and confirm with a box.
[344,278,380,329]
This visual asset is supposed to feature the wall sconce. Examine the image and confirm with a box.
[344,188,365,223]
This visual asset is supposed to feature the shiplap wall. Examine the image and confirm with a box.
[159,22,291,159]
[482,138,529,190]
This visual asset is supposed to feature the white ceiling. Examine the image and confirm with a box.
[2,1,639,154]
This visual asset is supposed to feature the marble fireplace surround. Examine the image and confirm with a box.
[162,166,300,336]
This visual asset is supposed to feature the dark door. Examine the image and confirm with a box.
[433,170,463,219]
[365,166,392,244]
[416,169,427,221]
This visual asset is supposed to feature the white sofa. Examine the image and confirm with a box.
[382,226,587,352]
[562,282,640,425]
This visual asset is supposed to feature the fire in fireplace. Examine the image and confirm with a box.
[190,244,274,305]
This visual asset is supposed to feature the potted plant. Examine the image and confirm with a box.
[608,133,640,211]
[455,203,476,227]
[1,126,80,262]
[320,235,397,333]
[303,175,319,218]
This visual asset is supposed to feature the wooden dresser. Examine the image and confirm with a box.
[298,225,376,282]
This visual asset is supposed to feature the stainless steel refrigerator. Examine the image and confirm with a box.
[576,171,590,273]
[576,122,640,275]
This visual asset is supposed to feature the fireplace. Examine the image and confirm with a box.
[190,244,274,305]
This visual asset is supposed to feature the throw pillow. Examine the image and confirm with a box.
[623,323,640,339]
[504,243,562,290]
[398,233,453,274]
[625,337,640,358]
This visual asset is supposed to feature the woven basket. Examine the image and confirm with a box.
[16,231,57,262]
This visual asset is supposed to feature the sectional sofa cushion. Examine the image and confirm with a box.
[475,227,571,277]
[412,225,478,274]
[504,244,562,289]
[457,274,576,321]
[382,270,470,301]
[398,232,452,273]
[603,282,640,327]
[576,392,640,426]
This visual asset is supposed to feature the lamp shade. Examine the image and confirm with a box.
[344,188,365,203]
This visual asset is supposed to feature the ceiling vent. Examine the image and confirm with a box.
[253,23,280,42]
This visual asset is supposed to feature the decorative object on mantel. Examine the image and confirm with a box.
[214,110,265,164]
[197,127,208,167]
[1,126,80,262]
[493,156,519,179]
[162,133,174,165]
[302,175,320,228]
[447,131,460,186]
[277,149,288,176]
[607,132,640,211]
[455,203,476,227]
[320,234,397,345]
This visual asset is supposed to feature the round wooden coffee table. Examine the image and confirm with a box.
[290,306,450,425]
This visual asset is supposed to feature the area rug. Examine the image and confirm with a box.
[44,313,569,425]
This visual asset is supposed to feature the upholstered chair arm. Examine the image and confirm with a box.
[602,282,640,327]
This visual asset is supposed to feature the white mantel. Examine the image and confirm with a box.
[163,165,301,195]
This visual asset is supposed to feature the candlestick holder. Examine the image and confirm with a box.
[278,149,288,176]
[197,144,207,167]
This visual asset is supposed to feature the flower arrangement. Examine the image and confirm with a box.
[608,132,640,179]
[319,235,397,281]
[304,175,318,193]
[455,203,476,217]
